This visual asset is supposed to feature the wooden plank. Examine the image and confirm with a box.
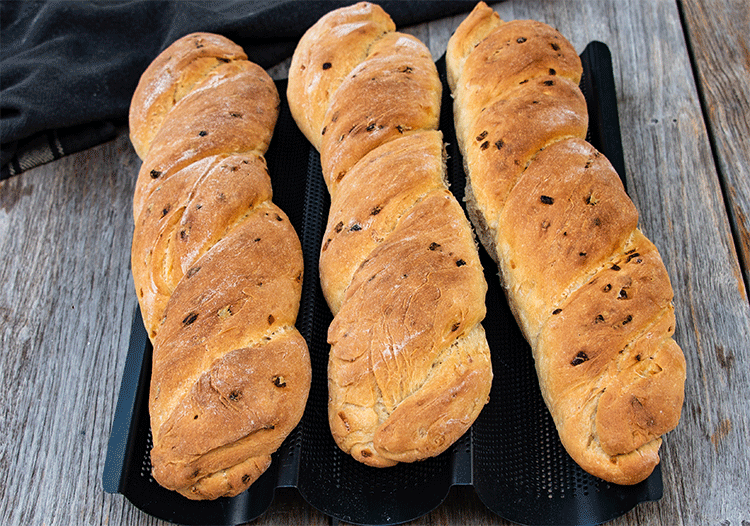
[679,0,750,291]
[0,131,140,525]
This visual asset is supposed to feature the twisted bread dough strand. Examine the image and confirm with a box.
[447,2,685,485]
[129,33,310,499]
[287,3,492,467]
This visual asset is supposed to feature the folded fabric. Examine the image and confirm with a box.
[1,0,477,179]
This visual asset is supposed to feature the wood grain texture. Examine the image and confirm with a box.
[678,0,750,292]
[1,1,749,525]
[0,131,140,524]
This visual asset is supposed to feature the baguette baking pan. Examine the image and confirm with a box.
[104,42,663,526]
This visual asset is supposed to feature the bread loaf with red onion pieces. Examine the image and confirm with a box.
[287,2,492,467]
[446,2,685,485]
[128,32,310,499]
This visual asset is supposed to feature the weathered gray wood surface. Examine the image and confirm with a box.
[678,0,750,292]
[1,1,748,525]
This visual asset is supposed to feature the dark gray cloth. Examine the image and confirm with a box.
[1,0,478,179]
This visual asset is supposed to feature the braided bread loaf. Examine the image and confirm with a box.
[287,2,493,467]
[447,2,685,485]
[129,33,311,499]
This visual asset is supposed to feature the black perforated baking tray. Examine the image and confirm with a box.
[103,42,663,526]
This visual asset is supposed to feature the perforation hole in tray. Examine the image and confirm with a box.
[141,429,154,483]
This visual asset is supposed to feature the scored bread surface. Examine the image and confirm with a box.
[128,32,311,499]
[287,2,493,467]
[446,2,685,485]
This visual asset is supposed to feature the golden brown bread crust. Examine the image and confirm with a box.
[129,33,310,500]
[496,139,639,342]
[463,75,589,260]
[131,154,274,338]
[286,2,395,149]
[319,32,442,188]
[319,132,447,314]
[129,33,248,159]
[287,3,492,467]
[131,57,279,222]
[447,2,685,485]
